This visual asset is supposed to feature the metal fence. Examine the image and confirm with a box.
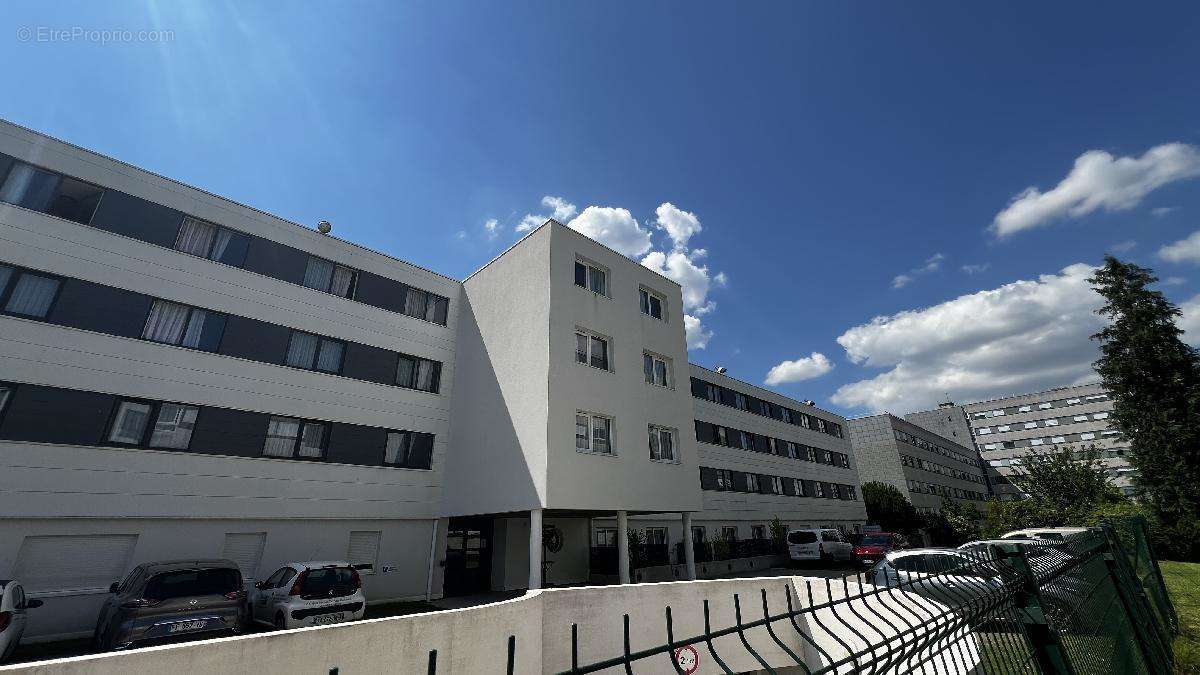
[554,517,1177,674]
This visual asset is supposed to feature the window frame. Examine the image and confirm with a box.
[104,397,201,451]
[394,352,442,394]
[284,330,347,375]
[574,328,612,371]
[302,255,359,300]
[173,217,250,267]
[647,424,678,463]
[261,416,331,461]
[382,429,433,470]
[140,298,227,352]
[642,351,672,388]
[0,264,64,321]
[0,158,105,225]
[573,258,609,297]
[575,411,616,456]
[638,287,667,321]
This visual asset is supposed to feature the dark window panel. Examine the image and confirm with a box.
[0,385,113,445]
[694,420,716,444]
[341,342,400,386]
[699,466,718,490]
[690,378,708,399]
[49,279,152,339]
[327,423,388,466]
[188,407,268,458]
[408,432,434,469]
[242,236,309,286]
[89,190,184,248]
[752,434,771,453]
[802,479,816,497]
[718,388,736,407]
[353,272,410,315]
[757,474,774,494]
[219,315,292,365]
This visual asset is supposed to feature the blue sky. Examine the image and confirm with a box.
[4,1,1200,415]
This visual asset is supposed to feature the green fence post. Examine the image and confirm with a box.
[994,543,1076,675]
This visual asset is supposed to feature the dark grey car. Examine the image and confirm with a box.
[93,559,247,651]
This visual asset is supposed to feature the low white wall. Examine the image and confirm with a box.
[2,576,979,674]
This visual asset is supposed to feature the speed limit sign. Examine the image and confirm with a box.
[673,645,699,674]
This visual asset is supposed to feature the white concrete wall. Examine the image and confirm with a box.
[1,576,978,675]
[545,225,702,513]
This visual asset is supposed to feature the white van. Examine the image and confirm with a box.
[787,529,853,563]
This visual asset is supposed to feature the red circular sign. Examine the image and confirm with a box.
[674,645,699,674]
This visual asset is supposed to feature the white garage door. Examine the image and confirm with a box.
[14,534,138,594]
[222,532,267,582]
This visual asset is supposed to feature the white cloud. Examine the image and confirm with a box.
[454,231,467,241]
[515,195,578,233]
[655,202,702,250]
[991,143,1200,238]
[892,253,944,289]
[566,206,654,258]
[1158,230,1200,264]
[1177,294,1200,346]
[832,263,1105,413]
[684,315,713,350]
[961,263,991,275]
[641,250,718,310]
[1152,206,1179,217]
[1109,240,1137,253]
[1165,276,1187,286]
[483,218,500,239]
[765,353,834,385]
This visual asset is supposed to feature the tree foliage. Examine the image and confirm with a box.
[1090,256,1200,560]
[861,481,923,534]
[923,497,982,546]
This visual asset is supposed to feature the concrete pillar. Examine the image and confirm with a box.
[682,512,697,580]
[528,508,543,590]
[617,510,630,584]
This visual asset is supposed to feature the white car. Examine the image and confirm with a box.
[870,549,1001,603]
[786,529,853,563]
[0,580,43,662]
[999,527,1090,541]
[250,561,366,630]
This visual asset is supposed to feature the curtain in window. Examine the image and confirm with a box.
[330,265,354,297]
[648,427,661,460]
[6,274,59,318]
[660,430,673,461]
[303,257,334,292]
[298,423,326,458]
[643,354,654,383]
[209,228,232,261]
[654,360,667,386]
[592,417,610,453]
[575,334,588,364]
[315,340,343,373]
[286,332,319,368]
[263,417,301,457]
[404,288,427,318]
[143,300,190,344]
[109,401,152,444]
[396,356,416,388]
[385,431,410,465]
[149,404,198,449]
[589,267,605,294]
[415,359,435,391]
[575,415,590,450]
[590,337,607,369]
[180,309,208,348]
[175,218,216,257]
[426,295,448,324]
[0,163,58,211]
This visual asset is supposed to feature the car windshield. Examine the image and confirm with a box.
[144,568,240,601]
[787,531,817,544]
[861,535,891,546]
[298,567,356,595]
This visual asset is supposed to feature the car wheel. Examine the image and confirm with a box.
[273,611,286,630]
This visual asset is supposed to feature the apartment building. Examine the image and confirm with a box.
[591,365,867,568]
[847,414,989,514]
[960,383,1135,499]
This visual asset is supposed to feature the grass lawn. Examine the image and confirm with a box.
[1161,561,1200,674]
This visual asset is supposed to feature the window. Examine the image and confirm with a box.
[107,399,200,450]
[1030,438,1044,446]
[1045,419,1058,426]
[174,217,250,267]
[745,473,760,492]
[0,383,11,418]
[1018,405,1031,412]
[648,425,676,462]
[645,527,667,546]
[303,256,357,299]
[1039,402,1053,409]
[751,525,766,540]
[402,287,449,325]
[142,299,226,351]
[575,330,610,370]
[285,331,346,374]
[262,416,328,459]
[814,482,825,498]
[1067,398,1081,405]
[576,413,613,454]
[0,160,103,225]
[1073,415,1089,422]
[990,409,1005,417]
[721,526,738,542]
[793,478,806,496]
[395,354,441,393]
[594,528,618,547]
[347,531,381,574]
[770,476,784,495]
[846,486,857,501]
[0,265,61,319]
[716,469,733,490]
[639,288,665,320]
[643,352,671,387]
[1093,412,1109,420]
[1080,432,1096,441]
[574,259,607,295]
[996,425,1011,432]
[383,430,434,469]
[1024,422,1037,429]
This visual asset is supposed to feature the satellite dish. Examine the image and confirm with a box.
[317,220,332,234]
[715,366,727,374]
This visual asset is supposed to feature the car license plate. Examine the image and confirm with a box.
[168,620,207,633]
[312,612,345,625]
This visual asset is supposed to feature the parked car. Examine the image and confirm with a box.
[868,549,1001,603]
[93,559,247,651]
[1,580,43,662]
[853,532,910,567]
[787,529,854,564]
[999,527,1090,541]
[250,561,365,630]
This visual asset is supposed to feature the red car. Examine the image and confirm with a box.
[853,532,910,567]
